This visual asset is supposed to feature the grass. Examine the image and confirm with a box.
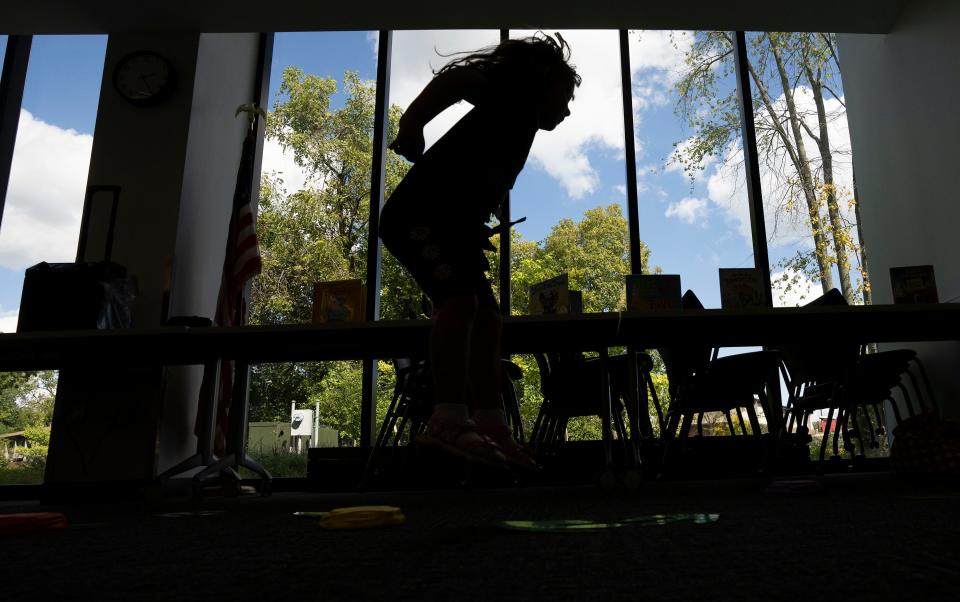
[239,450,309,479]
[0,462,45,486]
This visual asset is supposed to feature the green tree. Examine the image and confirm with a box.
[667,31,867,305]
[249,67,416,423]
[0,371,56,433]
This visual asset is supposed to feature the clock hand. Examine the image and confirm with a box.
[140,74,154,94]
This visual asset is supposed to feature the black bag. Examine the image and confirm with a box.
[17,185,135,332]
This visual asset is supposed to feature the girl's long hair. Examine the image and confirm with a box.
[434,32,581,92]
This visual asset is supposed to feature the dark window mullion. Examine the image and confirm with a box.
[619,30,643,276]
[360,29,392,447]
[0,35,32,231]
[732,30,772,307]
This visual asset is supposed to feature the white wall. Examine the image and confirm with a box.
[81,33,200,328]
[158,33,261,473]
[839,0,960,421]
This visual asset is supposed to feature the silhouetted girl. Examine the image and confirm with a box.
[380,33,580,468]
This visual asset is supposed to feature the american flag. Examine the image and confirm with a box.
[211,121,262,454]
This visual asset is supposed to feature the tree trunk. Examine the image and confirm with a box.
[769,35,835,294]
[803,35,853,303]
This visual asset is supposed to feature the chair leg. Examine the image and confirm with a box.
[660,411,682,476]
[886,396,903,427]
[696,412,705,437]
[745,403,762,436]
[530,401,549,452]
[819,407,836,469]
[872,404,886,436]
[897,383,916,418]
[848,407,866,457]
[833,408,847,458]
[725,411,737,436]
[736,407,748,435]
[744,402,764,469]
[647,374,665,433]
[679,413,693,451]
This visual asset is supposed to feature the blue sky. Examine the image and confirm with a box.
[0,31,853,332]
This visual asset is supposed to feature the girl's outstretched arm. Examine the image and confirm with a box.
[389,67,489,162]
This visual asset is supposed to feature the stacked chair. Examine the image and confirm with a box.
[778,289,939,466]
[528,350,661,466]
[658,290,782,476]
[362,356,526,486]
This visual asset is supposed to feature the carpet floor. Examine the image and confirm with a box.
[3,473,959,601]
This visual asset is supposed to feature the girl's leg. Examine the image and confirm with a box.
[429,294,477,406]
[422,293,506,466]
[467,306,502,411]
[469,306,537,469]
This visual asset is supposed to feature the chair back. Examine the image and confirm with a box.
[657,290,712,394]
[777,289,859,387]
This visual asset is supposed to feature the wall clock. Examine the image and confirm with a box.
[112,50,176,107]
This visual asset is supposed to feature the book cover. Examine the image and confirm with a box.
[890,265,938,304]
[313,279,366,323]
[719,268,766,309]
[568,290,583,314]
[529,274,569,315]
[625,274,681,311]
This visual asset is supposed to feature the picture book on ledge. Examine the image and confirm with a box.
[625,274,681,311]
[313,279,366,323]
[719,267,766,309]
[889,265,938,304]
[529,274,569,315]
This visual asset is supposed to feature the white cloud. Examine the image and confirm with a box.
[0,307,18,333]
[523,30,629,199]
[366,31,380,59]
[689,87,854,255]
[628,30,694,113]
[260,137,314,196]
[665,197,709,225]
[0,110,91,270]
[771,267,818,307]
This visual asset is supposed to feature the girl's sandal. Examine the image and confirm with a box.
[416,419,509,470]
[475,425,539,471]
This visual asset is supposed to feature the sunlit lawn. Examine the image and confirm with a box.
[0,463,45,485]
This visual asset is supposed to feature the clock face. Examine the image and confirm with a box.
[112,51,175,106]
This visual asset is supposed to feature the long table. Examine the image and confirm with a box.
[4,303,956,493]
[2,303,957,371]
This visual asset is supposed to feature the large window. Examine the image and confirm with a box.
[0,35,107,484]
[0,35,106,333]
[248,32,384,474]
[629,30,752,309]
[386,30,501,312]
[744,32,866,309]
[510,30,630,316]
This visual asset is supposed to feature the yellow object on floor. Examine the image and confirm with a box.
[317,505,406,529]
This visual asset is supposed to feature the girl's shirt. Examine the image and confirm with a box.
[385,94,539,230]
